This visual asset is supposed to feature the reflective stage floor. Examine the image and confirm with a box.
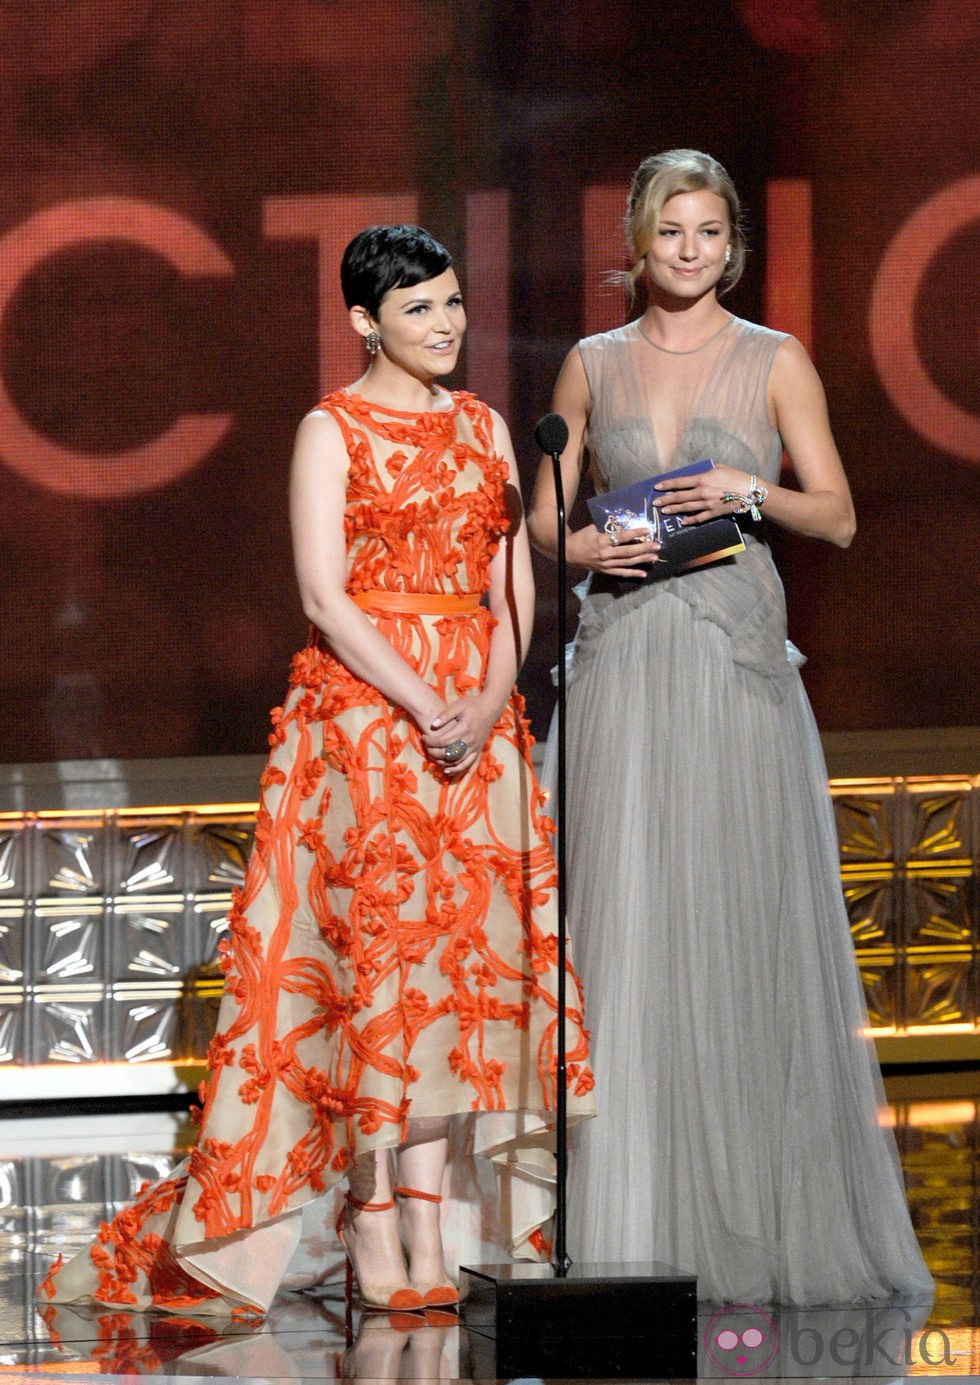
[1,1066,979,1382]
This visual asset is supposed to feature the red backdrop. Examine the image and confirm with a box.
[0,0,976,762]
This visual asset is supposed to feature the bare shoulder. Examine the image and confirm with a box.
[553,341,591,414]
[294,403,348,451]
[770,334,824,390]
[291,404,351,483]
[487,404,516,452]
[768,334,830,424]
[296,403,345,440]
[559,341,590,386]
[488,406,521,482]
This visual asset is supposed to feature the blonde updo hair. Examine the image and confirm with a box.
[623,148,746,304]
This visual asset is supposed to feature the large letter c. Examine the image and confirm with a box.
[0,197,234,499]
[869,176,980,467]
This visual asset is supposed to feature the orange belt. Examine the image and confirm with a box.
[349,590,482,614]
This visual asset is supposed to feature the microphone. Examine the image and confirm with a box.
[535,412,569,457]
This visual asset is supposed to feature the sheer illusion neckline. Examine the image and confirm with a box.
[341,386,460,416]
[636,315,734,355]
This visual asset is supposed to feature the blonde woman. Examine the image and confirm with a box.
[529,150,931,1306]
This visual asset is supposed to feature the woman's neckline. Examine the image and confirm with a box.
[341,385,458,415]
[636,314,735,355]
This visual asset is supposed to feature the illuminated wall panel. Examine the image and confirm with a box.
[835,777,980,1057]
[0,806,251,1095]
[0,770,974,1093]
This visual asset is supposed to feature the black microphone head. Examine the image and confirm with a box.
[534,412,569,456]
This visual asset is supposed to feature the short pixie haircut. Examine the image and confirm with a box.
[623,148,746,303]
[340,225,454,318]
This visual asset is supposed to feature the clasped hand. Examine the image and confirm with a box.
[422,693,497,777]
[566,522,661,577]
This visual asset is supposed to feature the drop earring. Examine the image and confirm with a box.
[365,330,381,356]
[724,248,732,266]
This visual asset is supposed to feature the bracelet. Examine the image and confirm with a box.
[721,474,769,522]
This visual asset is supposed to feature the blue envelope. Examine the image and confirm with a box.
[587,459,746,571]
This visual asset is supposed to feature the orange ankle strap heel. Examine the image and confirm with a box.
[337,1193,424,1314]
[393,1187,459,1309]
[347,1195,395,1213]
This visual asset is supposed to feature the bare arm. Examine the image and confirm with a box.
[527,345,661,576]
[289,408,446,730]
[422,410,536,775]
[483,410,536,698]
[653,336,857,548]
[764,337,856,546]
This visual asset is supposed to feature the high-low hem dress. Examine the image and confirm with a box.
[38,388,594,1318]
[561,319,932,1307]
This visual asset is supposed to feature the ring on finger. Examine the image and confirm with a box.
[443,739,468,764]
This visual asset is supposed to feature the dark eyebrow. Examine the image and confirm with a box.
[403,292,462,307]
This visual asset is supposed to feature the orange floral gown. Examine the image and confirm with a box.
[39,389,594,1317]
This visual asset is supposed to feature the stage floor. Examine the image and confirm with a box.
[1,1067,978,1382]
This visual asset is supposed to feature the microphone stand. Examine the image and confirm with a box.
[550,437,570,1278]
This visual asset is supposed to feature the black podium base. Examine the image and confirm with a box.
[460,1260,697,1379]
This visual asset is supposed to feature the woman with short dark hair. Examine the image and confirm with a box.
[39,224,594,1320]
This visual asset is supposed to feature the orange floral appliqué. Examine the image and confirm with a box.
[38,386,591,1321]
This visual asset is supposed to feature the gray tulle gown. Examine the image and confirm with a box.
[562,317,933,1306]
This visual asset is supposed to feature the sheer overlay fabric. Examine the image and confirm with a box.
[562,320,932,1305]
